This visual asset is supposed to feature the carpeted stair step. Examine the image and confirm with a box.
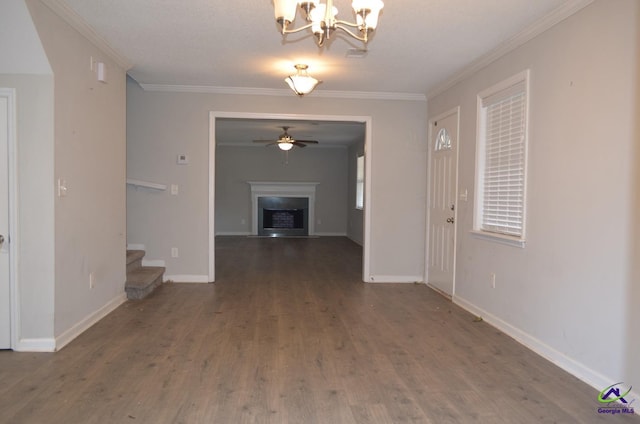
[126,250,145,274]
[126,266,165,300]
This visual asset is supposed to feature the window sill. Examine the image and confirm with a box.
[470,230,526,248]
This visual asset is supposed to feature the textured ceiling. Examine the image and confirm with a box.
[62,0,576,95]
[58,0,588,146]
[216,118,366,147]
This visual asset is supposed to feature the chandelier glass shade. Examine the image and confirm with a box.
[273,0,384,47]
[284,64,321,96]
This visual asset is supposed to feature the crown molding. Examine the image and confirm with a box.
[39,0,132,70]
[427,0,595,99]
[139,83,426,102]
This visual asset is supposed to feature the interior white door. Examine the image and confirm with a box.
[0,94,11,348]
[427,108,459,296]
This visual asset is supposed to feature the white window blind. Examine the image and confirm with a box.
[478,77,528,239]
[356,155,364,210]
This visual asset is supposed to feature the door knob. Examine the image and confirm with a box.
[0,235,4,246]
[446,218,455,223]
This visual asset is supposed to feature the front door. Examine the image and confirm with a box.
[0,92,12,348]
[427,107,459,296]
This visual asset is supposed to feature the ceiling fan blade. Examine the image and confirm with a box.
[292,141,308,148]
[295,139,319,144]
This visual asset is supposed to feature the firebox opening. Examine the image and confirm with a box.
[258,196,309,237]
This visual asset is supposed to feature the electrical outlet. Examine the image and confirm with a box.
[89,272,95,289]
[171,247,179,258]
[490,272,496,288]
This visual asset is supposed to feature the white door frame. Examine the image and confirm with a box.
[208,111,373,282]
[425,106,460,296]
[1,87,19,349]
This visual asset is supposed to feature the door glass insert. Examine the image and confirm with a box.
[435,128,452,151]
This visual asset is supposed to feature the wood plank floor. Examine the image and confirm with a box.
[0,237,637,423]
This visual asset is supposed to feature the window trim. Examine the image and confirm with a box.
[473,70,530,247]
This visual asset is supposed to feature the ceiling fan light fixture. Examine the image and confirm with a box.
[285,64,321,96]
[278,142,294,151]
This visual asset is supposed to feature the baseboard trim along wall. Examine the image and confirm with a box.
[54,293,127,351]
[453,295,620,398]
[163,275,210,283]
[367,275,423,283]
[14,338,56,352]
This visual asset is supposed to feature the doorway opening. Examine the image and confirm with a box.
[208,112,373,282]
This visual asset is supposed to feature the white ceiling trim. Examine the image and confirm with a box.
[427,0,595,99]
[139,83,427,102]
[40,0,132,70]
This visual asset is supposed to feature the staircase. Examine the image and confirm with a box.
[126,250,165,300]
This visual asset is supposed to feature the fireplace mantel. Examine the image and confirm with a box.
[248,181,319,236]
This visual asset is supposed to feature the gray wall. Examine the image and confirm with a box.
[428,0,639,394]
[0,0,127,349]
[215,145,348,236]
[127,79,427,281]
[0,72,55,343]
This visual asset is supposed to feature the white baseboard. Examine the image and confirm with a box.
[347,235,363,246]
[164,274,210,283]
[315,232,348,237]
[366,275,423,283]
[127,243,145,250]
[14,338,56,352]
[215,232,251,236]
[452,295,619,396]
[55,293,127,351]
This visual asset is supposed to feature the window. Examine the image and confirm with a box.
[435,128,452,151]
[355,154,364,210]
[474,70,529,246]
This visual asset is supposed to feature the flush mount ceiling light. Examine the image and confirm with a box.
[285,64,321,96]
[273,0,384,47]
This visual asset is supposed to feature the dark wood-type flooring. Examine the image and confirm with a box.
[1,237,637,423]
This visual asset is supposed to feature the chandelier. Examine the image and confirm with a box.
[285,64,321,96]
[273,0,384,47]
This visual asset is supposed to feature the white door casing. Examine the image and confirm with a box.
[209,112,373,283]
[0,90,13,348]
[427,107,459,296]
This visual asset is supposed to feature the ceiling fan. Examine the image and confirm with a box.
[253,126,319,151]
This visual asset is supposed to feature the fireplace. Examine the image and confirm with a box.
[248,181,319,236]
[258,196,308,237]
